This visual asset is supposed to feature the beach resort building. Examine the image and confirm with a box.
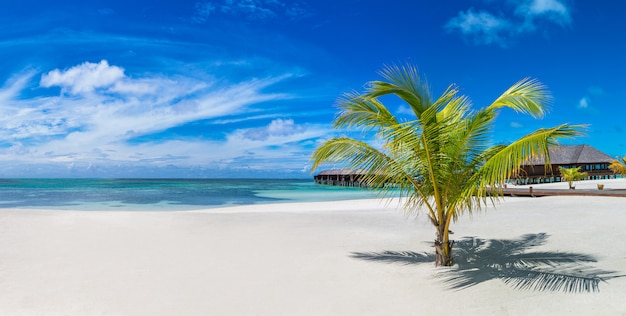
[314,144,617,187]
[510,144,615,184]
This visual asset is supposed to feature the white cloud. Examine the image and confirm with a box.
[530,0,568,15]
[0,61,331,176]
[110,78,159,95]
[267,118,299,136]
[515,0,571,32]
[578,97,589,109]
[396,104,415,115]
[0,60,306,176]
[517,0,571,22]
[0,70,37,103]
[192,0,308,22]
[40,60,125,94]
[446,0,571,46]
[219,122,326,170]
[446,9,512,46]
[243,118,304,141]
[510,121,524,128]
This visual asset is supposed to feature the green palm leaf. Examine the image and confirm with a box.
[365,64,432,117]
[488,78,551,118]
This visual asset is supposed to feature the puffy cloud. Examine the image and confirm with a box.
[516,0,571,25]
[578,97,589,109]
[40,60,125,94]
[446,0,571,47]
[267,118,299,136]
[446,9,512,46]
[243,118,304,141]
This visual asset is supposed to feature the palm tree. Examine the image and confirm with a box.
[310,64,584,266]
[609,156,626,178]
[558,166,587,189]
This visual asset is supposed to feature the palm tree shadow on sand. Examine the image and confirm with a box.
[351,233,623,293]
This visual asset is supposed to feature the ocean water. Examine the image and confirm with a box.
[0,178,380,211]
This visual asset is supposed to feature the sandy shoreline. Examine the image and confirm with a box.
[1,181,626,315]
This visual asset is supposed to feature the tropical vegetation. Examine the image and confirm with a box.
[310,64,584,266]
[609,156,626,177]
[558,166,588,189]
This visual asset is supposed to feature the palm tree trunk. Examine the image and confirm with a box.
[434,226,454,266]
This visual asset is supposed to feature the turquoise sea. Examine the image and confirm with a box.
[0,179,380,211]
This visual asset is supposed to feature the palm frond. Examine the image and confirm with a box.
[446,107,497,167]
[311,138,408,192]
[365,64,432,117]
[311,136,439,220]
[609,156,626,175]
[334,92,398,131]
[434,85,463,120]
[487,78,551,118]
[469,144,507,171]
[470,123,584,196]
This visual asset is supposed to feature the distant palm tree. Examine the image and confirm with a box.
[310,64,583,266]
[558,166,588,189]
[609,156,626,178]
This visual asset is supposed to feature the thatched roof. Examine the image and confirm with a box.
[523,144,613,166]
[315,169,368,176]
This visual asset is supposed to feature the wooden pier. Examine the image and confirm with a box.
[498,187,626,198]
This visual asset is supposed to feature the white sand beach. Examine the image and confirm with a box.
[1,180,626,315]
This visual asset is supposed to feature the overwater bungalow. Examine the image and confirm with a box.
[313,169,369,187]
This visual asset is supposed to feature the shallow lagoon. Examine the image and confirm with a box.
[0,178,380,211]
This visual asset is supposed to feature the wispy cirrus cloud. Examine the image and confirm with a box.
[446,0,572,47]
[0,60,325,177]
[192,0,309,23]
[0,69,38,104]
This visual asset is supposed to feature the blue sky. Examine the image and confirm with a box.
[0,0,625,178]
